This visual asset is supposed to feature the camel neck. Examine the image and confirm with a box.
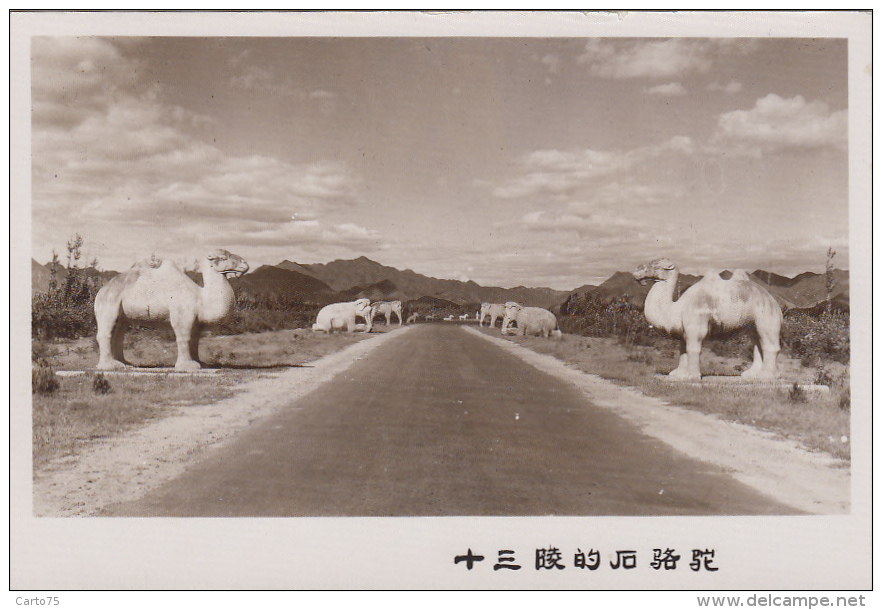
[198,262,235,322]
[643,271,681,333]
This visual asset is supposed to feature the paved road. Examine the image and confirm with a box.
[104,324,796,517]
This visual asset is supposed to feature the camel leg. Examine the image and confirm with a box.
[110,314,130,365]
[188,322,202,365]
[756,320,781,379]
[741,345,765,378]
[669,327,704,380]
[96,306,129,370]
[170,313,201,371]
[748,336,779,379]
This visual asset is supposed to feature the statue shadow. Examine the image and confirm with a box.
[123,363,314,371]
[201,362,315,371]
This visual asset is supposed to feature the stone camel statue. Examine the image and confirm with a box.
[632,258,782,381]
[94,249,249,371]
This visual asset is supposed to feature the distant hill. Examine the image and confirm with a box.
[231,265,336,305]
[31,259,116,295]
[295,256,570,309]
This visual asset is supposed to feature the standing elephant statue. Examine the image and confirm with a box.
[478,302,506,328]
[370,300,403,326]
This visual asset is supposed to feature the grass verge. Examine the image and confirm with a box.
[32,327,373,469]
[482,329,851,462]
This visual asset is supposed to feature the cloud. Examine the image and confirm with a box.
[577,39,760,81]
[707,80,743,94]
[712,94,847,154]
[215,219,382,249]
[492,136,695,200]
[541,54,561,74]
[577,39,713,79]
[31,37,364,267]
[643,82,687,96]
[227,57,336,105]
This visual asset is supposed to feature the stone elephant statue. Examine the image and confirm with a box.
[478,302,506,328]
[501,302,561,338]
[312,298,373,333]
[370,300,403,325]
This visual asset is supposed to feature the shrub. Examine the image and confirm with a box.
[812,365,835,387]
[559,294,658,345]
[788,382,806,403]
[782,309,850,365]
[92,373,112,394]
[32,360,59,395]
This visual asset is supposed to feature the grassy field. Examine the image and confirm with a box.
[31,327,374,469]
[481,328,851,462]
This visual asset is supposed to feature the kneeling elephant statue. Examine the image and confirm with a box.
[501,302,561,338]
[313,298,373,333]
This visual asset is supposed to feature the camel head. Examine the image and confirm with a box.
[353,298,372,317]
[633,258,677,286]
[204,249,250,279]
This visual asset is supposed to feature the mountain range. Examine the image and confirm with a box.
[31,256,850,314]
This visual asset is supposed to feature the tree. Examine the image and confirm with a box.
[48,249,60,294]
[825,248,837,312]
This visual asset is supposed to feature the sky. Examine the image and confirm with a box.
[30,34,850,290]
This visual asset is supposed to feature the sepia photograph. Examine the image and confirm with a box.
[9,10,873,595]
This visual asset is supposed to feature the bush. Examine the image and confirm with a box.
[782,309,850,365]
[788,382,806,403]
[32,360,59,395]
[92,373,112,394]
[559,294,659,346]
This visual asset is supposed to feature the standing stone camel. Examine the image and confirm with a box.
[632,258,783,380]
[94,249,249,371]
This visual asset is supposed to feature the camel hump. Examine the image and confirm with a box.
[730,269,751,281]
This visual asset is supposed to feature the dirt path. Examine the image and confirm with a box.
[33,324,849,517]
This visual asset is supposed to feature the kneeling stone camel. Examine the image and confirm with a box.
[94,249,250,371]
[312,298,373,333]
[632,258,783,381]
[501,302,562,338]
